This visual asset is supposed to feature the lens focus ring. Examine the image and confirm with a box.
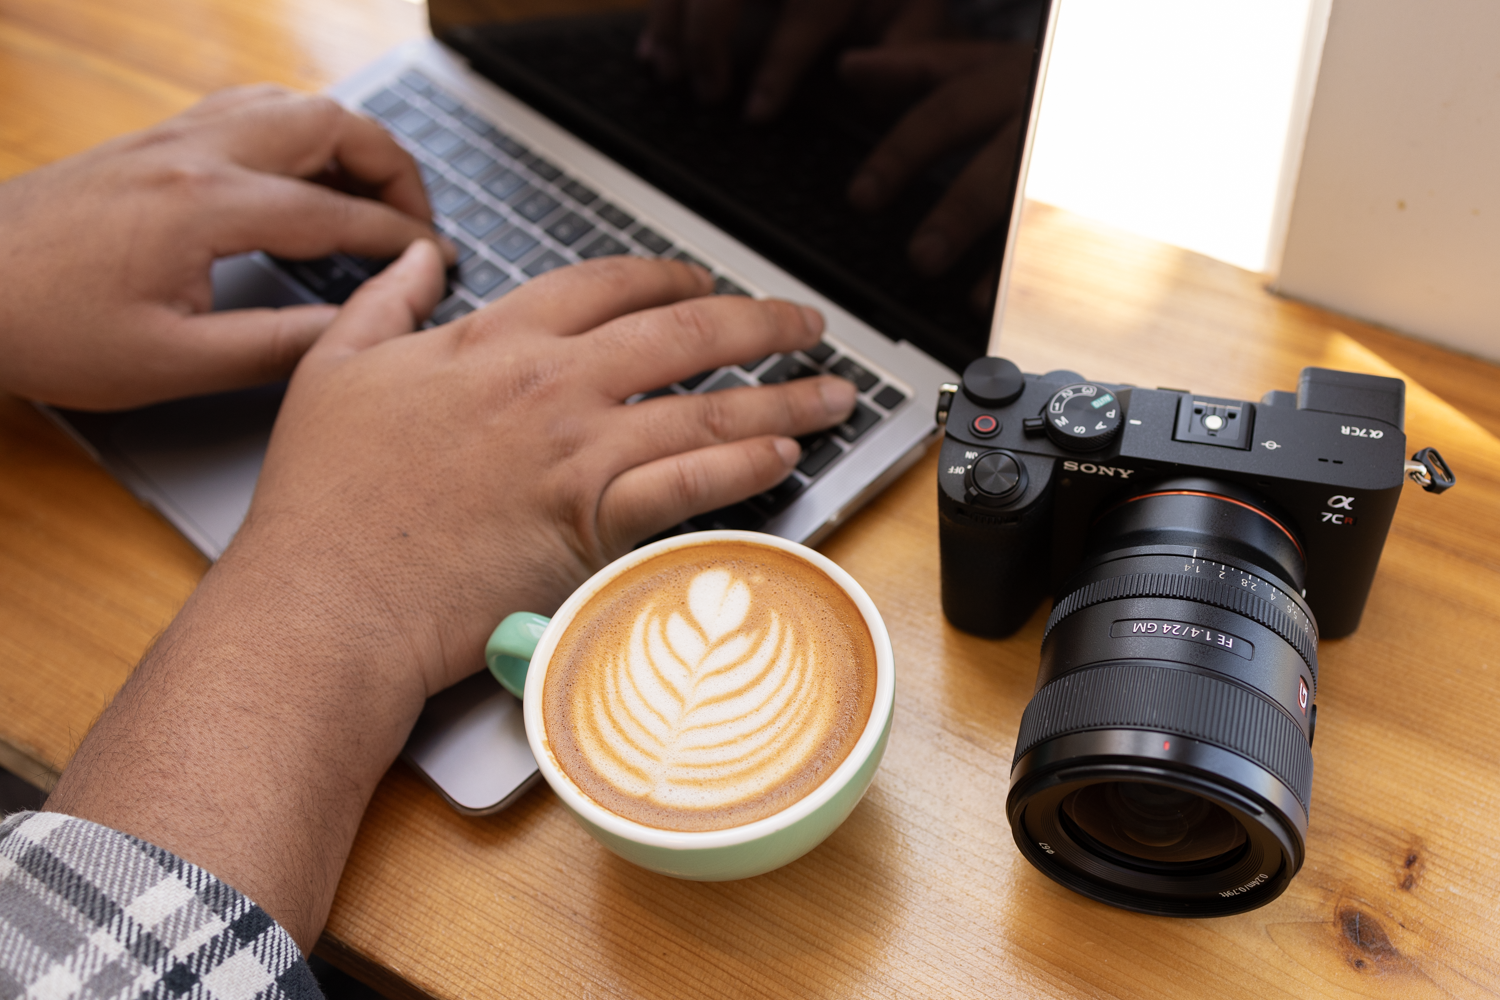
[1013,663,1314,810]
[1043,571,1318,685]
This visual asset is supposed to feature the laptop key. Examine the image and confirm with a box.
[804,339,836,364]
[522,153,562,181]
[796,435,844,478]
[420,127,464,158]
[678,370,715,390]
[714,276,750,296]
[427,90,462,114]
[873,384,907,410]
[460,259,507,297]
[484,128,526,158]
[830,356,879,392]
[739,356,770,374]
[456,109,491,135]
[482,168,526,200]
[490,225,539,262]
[546,212,595,246]
[362,89,405,117]
[523,250,571,277]
[560,179,598,205]
[275,256,365,304]
[511,187,560,223]
[595,202,635,230]
[451,239,476,264]
[391,106,433,137]
[578,234,630,258]
[430,184,473,216]
[689,502,767,532]
[398,69,434,95]
[458,205,504,239]
[704,371,749,393]
[758,355,818,384]
[452,145,492,178]
[632,227,673,255]
[835,402,881,443]
[750,475,804,516]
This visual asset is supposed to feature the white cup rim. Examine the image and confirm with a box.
[522,530,895,850]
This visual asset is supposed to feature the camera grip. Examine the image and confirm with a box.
[938,491,1052,638]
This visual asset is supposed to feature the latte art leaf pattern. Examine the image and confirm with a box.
[583,568,837,812]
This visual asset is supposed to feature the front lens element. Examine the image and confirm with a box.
[1061,782,1247,866]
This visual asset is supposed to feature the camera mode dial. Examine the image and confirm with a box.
[964,450,1028,506]
[1044,383,1123,452]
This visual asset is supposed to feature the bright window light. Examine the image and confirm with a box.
[1025,0,1318,273]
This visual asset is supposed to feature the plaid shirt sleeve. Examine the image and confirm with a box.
[0,811,322,1000]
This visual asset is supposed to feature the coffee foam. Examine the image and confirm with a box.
[542,541,877,832]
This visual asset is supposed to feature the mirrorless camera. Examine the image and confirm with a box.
[936,358,1454,916]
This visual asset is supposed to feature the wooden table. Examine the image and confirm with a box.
[4,2,1500,996]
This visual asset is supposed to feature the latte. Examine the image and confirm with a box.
[542,540,878,832]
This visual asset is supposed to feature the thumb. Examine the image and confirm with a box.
[304,238,449,369]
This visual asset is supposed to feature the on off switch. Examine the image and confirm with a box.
[965,450,1027,505]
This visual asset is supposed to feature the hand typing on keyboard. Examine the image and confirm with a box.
[0,84,453,410]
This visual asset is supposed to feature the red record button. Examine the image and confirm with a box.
[970,414,1000,438]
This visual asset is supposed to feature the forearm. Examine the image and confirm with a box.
[44,526,430,953]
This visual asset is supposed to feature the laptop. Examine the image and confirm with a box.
[47,0,1058,814]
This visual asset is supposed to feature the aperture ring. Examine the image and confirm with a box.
[1044,572,1318,686]
[1012,663,1314,811]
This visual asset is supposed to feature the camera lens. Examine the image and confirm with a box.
[1006,478,1318,915]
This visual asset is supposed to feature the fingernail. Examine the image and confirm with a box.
[849,172,881,209]
[798,305,825,335]
[820,376,857,418]
[773,437,801,466]
[910,230,951,274]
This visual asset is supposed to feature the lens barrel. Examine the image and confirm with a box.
[1007,479,1318,915]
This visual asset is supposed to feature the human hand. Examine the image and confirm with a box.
[843,40,1034,274]
[239,243,857,699]
[0,85,452,410]
[46,242,856,949]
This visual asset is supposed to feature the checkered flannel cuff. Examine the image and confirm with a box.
[0,811,322,1000]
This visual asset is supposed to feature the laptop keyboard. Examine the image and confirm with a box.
[275,68,910,533]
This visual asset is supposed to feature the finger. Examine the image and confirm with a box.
[209,88,433,224]
[580,294,824,397]
[908,116,1021,274]
[604,375,856,470]
[208,168,446,263]
[640,0,688,80]
[302,240,447,370]
[478,256,712,339]
[684,0,743,103]
[746,0,859,121]
[846,60,1026,212]
[597,436,802,548]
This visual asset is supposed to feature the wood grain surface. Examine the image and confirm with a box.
[3,2,1499,997]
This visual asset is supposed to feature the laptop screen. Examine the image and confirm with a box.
[429,0,1053,371]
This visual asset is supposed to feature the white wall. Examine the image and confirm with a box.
[1024,0,1324,273]
[1273,0,1500,363]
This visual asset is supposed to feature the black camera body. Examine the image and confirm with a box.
[938,358,1447,916]
[939,362,1407,641]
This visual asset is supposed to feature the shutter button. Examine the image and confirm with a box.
[970,414,1000,438]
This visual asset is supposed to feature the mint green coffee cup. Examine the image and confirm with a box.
[485,530,895,881]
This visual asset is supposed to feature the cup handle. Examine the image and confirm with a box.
[484,612,551,698]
